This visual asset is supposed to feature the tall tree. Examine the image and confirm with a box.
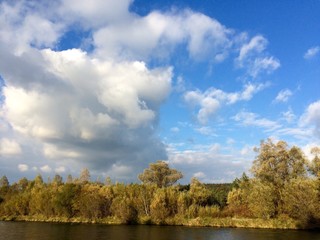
[52,174,63,185]
[138,160,183,188]
[79,168,91,184]
[251,139,307,186]
[309,147,320,178]
[0,175,9,188]
[251,139,307,215]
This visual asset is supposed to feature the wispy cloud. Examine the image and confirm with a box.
[184,83,268,124]
[274,89,293,103]
[233,111,281,131]
[235,35,280,77]
[281,109,296,123]
[237,35,267,64]
[304,46,320,59]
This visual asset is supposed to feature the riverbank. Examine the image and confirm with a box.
[0,215,308,229]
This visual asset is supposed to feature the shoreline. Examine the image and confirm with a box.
[0,215,309,230]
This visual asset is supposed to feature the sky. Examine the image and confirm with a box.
[0,0,319,184]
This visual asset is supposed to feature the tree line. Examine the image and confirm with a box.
[0,139,319,227]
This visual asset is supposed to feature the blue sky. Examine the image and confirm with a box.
[0,0,319,183]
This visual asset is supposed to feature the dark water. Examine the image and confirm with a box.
[0,221,319,240]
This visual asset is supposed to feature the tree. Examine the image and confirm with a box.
[251,139,307,186]
[66,174,73,184]
[138,160,183,188]
[251,139,307,215]
[52,174,63,185]
[0,175,9,196]
[0,175,9,188]
[79,168,91,184]
[309,147,320,178]
[282,178,318,223]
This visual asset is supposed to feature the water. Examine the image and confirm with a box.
[0,221,319,240]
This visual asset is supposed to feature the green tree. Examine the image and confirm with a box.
[55,183,80,217]
[282,178,319,223]
[252,140,307,185]
[138,160,183,188]
[0,175,9,195]
[189,178,213,207]
[251,139,307,215]
[150,188,170,223]
[309,147,320,178]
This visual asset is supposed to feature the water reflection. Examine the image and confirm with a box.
[0,221,319,240]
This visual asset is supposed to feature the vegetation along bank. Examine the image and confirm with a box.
[1,139,320,229]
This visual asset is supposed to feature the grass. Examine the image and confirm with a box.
[0,215,303,229]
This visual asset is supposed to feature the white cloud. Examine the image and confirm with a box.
[302,143,320,161]
[195,126,216,136]
[18,164,29,172]
[304,46,320,59]
[275,89,293,103]
[60,0,132,28]
[0,138,22,156]
[168,143,250,182]
[249,57,280,78]
[300,100,320,138]
[0,1,63,55]
[0,47,171,173]
[184,82,268,124]
[40,165,52,173]
[281,109,296,123]
[236,35,280,77]
[55,166,66,174]
[237,35,267,64]
[94,9,232,61]
[233,111,281,131]
[170,127,180,133]
[43,144,81,159]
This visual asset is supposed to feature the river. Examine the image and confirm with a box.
[0,221,319,240]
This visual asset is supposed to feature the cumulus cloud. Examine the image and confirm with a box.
[18,164,29,172]
[300,100,320,138]
[55,166,66,174]
[93,9,232,61]
[40,165,52,173]
[0,1,64,54]
[184,82,268,124]
[275,89,293,103]
[60,0,133,28]
[0,48,171,176]
[0,138,22,156]
[304,46,320,59]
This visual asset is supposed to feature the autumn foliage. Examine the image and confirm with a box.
[0,140,320,228]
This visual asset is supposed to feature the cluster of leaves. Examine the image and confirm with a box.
[227,140,320,227]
